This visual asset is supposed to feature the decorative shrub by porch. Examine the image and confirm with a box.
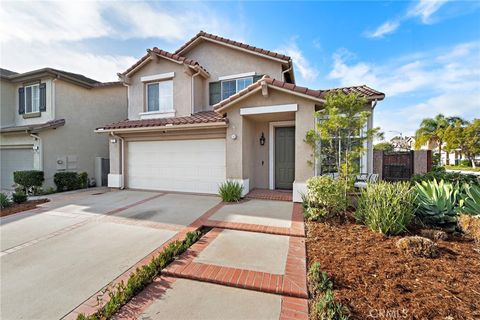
[0,192,11,208]
[460,184,480,216]
[13,170,44,195]
[77,231,202,320]
[218,180,243,202]
[12,191,28,204]
[54,172,88,192]
[411,169,479,186]
[304,176,346,221]
[355,181,415,235]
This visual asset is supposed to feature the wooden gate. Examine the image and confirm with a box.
[382,151,414,181]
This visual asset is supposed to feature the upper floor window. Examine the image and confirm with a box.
[147,80,173,113]
[221,77,253,100]
[18,82,46,115]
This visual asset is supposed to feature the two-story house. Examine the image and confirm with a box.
[0,68,127,190]
[97,31,385,202]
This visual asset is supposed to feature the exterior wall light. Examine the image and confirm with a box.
[260,132,265,146]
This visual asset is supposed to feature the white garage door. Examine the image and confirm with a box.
[127,139,226,194]
[1,148,34,190]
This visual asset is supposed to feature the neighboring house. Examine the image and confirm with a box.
[97,31,385,202]
[0,68,127,190]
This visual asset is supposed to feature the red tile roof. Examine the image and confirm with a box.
[321,85,385,99]
[175,31,291,63]
[97,111,227,130]
[121,48,208,76]
[214,76,385,110]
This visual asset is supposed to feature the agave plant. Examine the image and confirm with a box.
[414,179,462,232]
[459,184,480,216]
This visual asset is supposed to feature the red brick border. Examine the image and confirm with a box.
[203,202,305,237]
[280,296,309,320]
[162,228,308,299]
[246,189,293,201]
[62,202,225,319]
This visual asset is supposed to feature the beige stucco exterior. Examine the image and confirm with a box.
[0,79,16,127]
[1,77,127,189]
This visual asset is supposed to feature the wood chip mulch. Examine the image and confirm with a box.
[306,220,480,320]
[0,199,49,217]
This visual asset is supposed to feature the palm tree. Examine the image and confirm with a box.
[415,114,449,161]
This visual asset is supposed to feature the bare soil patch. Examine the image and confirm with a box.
[0,199,49,217]
[306,220,480,320]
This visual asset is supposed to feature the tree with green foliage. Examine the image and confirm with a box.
[305,92,381,200]
[464,119,480,167]
[374,141,394,152]
[415,114,449,156]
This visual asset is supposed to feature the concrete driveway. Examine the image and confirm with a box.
[0,189,220,320]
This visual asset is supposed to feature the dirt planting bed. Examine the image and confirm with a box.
[0,199,49,217]
[306,220,480,320]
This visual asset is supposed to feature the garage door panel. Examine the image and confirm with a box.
[0,148,34,190]
[127,139,226,194]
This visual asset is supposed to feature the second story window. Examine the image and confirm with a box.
[221,77,253,100]
[25,84,40,113]
[146,80,173,112]
[18,82,46,115]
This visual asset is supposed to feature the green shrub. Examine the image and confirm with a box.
[459,184,480,216]
[12,191,27,204]
[414,179,461,232]
[0,192,11,208]
[313,290,350,320]
[218,180,243,202]
[77,231,202,320]
[411,170,479,187]
[54,172,88,192]
[355,181,415,235]
[13,170,44,194]
[305,176,346,221]
[308,262,333,297]
[458,159,471,167]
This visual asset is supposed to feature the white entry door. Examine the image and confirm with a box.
[127,139,226,194]
[0,148,34,190]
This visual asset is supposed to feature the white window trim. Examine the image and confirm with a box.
[218,72,255,81]
[146,80,174,114]
[221,76,253,100]
[24,83,40,114]
[269,121,296,190]
[141,72,175,82]
[240,104,298,116]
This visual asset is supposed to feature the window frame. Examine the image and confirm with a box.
[220,76,253,100]
[145,80,174,113]
[24,83,40,114]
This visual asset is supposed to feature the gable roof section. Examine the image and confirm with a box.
[214,76,385,112]
[0,119,66,133]
[97,111,227,131]
[120,47,209,77]
[1,67,121,88]
[175,31,292,64]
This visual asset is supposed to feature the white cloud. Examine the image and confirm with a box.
[277,39,318,82]
[365,20,400,38]
[365,0,449,38]
[327,42,480,139]
[408,0,448,23]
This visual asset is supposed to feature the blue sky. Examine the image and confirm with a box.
[1,0,479,139]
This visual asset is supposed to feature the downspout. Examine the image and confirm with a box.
[191,69,201,114]
[110,132,125,189]
[282,60,293,82]
[29,133,43,171]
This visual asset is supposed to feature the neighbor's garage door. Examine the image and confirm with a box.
[127,139,226,194]
[0,148,34,190]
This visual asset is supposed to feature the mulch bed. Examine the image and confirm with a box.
[0,199,49,217]
[306,220,480,320]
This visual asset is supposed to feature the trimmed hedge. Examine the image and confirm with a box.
[13,170,44,194]
[54,172,88,192]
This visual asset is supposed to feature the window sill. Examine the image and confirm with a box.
[139,110,176,119]
[23,112,41,119]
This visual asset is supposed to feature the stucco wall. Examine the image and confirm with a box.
[127,59,194,119]
[183,40,285,109]
[0,79,16,127]
[38,80,127,186]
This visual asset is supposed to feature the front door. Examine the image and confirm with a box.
[275,127,295,189]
